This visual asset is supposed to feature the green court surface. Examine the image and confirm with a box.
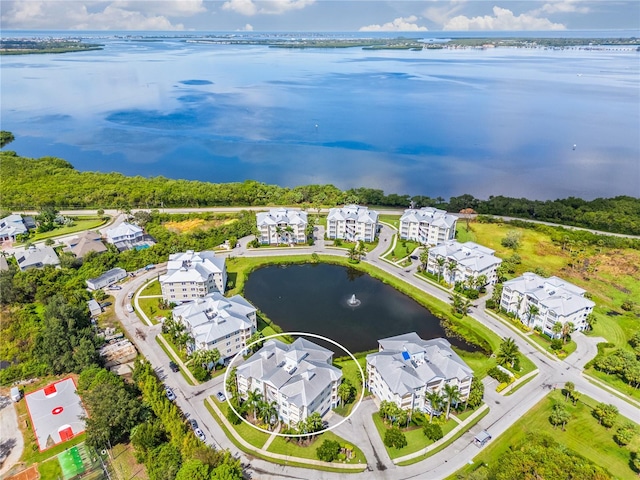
[58,445,86,479]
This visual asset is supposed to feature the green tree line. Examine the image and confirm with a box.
[2,150,639,234]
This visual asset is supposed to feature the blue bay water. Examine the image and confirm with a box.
[1,32,639,200]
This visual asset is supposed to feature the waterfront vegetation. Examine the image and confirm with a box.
[18,215,107,244]
[450,390,640,480]
[0,39,103,55]
[2,152,640,235]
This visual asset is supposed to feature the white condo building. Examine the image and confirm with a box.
[256,208,308,245]
[326,204,378,242]
[236,338,342,426]
[427,241,502,287]
[172,292,257,361]
[500,272,595,336]
[366,333,473,414]
[160,250,227,302]
[399,208,457,245]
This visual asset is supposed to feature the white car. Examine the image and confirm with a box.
[194,428,206,442]
[165,387,176,402]
[126,304,134,313]
[127,291,134,299]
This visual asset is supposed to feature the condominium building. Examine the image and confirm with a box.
[236,338,342,426]
[256,208,308,245]
[327,204,378,242]
[366,333,473,414]
[160,250,227,302]
[427,241,502,287]
[500,272,595,336]
[399,208,457,245]
[172,292,257,361]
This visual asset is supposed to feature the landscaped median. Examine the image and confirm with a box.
[205,397,368,473]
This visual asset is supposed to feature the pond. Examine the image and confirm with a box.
[243,263,479,355]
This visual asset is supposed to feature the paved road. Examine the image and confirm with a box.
[0,395,23,477]
[107,228,640,480]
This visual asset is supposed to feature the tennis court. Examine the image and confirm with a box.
[58,445,86,480]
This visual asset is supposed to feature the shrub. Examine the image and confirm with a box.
[423,423,443,441]
[614,423,637,446]
[496,382,508,392]
[316,439,341,462]
[485,298,496,310]
[192,365,209,382]
[384,427,407,449]
[487,367,511,384]
[550,339,563,351]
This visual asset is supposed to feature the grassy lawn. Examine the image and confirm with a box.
[332,354,369,416]
[137,296,170,325]
[111,443,148,479]
[139,279,162,296]
[217,401,271,448]
[528,330,577,357]
[378,214,401,230]
[38,456,63,480]
[225,254,502,377]
[21,216,108,244]
[585,367,640,402]
[204,400,365,473]
[371,413,458,459]
[267,430,366,465]
[451,390,640,480]
[505,372,539,396]
[383,238,421,262]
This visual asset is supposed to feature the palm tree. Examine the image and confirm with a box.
[425,390,443,423]
[446,259,458,285]
[585,313,597,332]
[476,274,488,291]
[202,348,221,370]
[552,321,562,339]
[246,389,264,422]
[525,304,539,327]
[259,400,279,428]
[561,322,575,344]
[496,337,519,368]
[443,384,461,420]
[436,257,446,282]
[274,226,284,245]
[284,226,294,244]
[419,248,429,270]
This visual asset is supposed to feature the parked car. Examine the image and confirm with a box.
[108,285,122,290]
[127,291,134,299]
[169,361,179,373]
[194,428,206,442]
[215,391,226,402]
[126,304,134,313]
[100,302,112,308]
[144,264,155,270]
[165,387,176,402]
[189,418,198,430]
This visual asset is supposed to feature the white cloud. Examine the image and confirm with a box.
[238,23,254,31]
[538,0,591,15]
[115,0,206,17]
[359,15,428,32]
[422,0,467,26]
[443,6,566,31]
[221,0,315,16]
[1,1,187,30]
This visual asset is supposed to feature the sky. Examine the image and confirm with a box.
[1,0,639,32]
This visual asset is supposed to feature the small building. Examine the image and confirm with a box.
[0,256,9,271]
[256,208,308,245]
[160,250,227,302]
[16,245,60,271]
[172,292,257,362]
[474,430,492,447]
[427,240,502,288]
[86,267,127,291]
[0,214,29,242]
[366,333,473,415]
[500,272,595,336]
[87,299,102,317]
[399,207,457,245]
[236,338,342,426]
[64,231,107,259]
[327,204,379,242]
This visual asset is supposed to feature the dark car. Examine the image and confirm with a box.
[169,361,179,373]
[189,418,198,430]
[410,255,418,260]
[100,301,112,308]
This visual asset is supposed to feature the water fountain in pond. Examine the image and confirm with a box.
[347,294,361,307]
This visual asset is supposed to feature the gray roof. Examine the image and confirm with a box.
[237,338,341,409]
[257,208,307,227]
[368,333,473,397]
[327,205,378,224]
[173,292,256,348]
[86,267,126,287]
[0,256,9,271]
[160,250,225,284]
[503,272,595,316]
[400,207,457,229]
[429,241,502,271]
[87,299,102,317]
[16,245,60,270]
[65,231,107,258]
[0,214,28,238]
